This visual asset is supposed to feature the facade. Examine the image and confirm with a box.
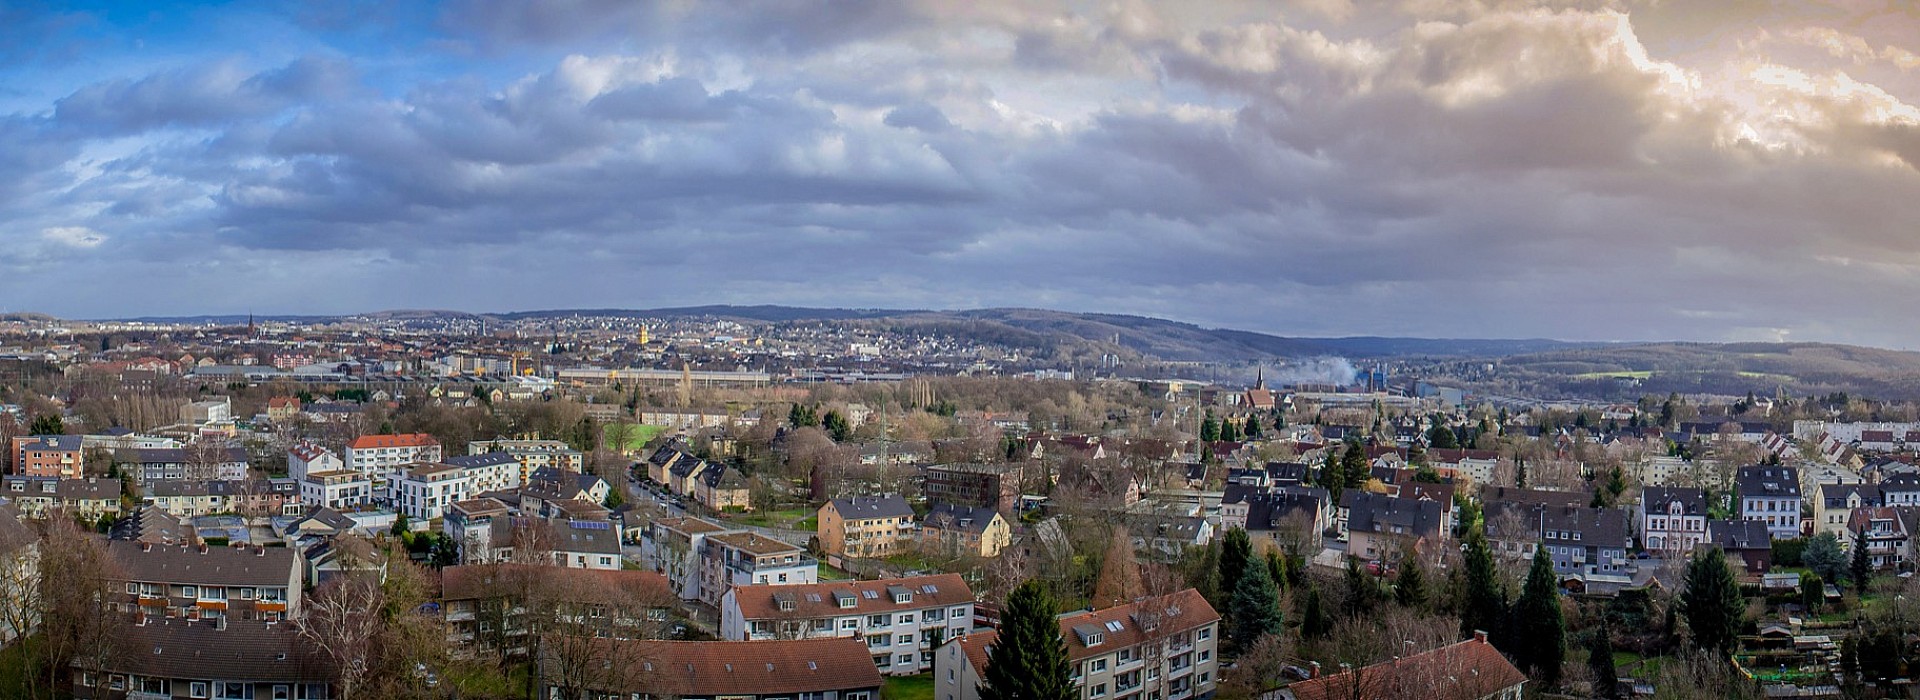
[299,470,373,511]
[641,516,733,601]
[443,498,515,565]
[919,503,1011,558]
[285,440,343,481]
[698,531,819,608]
[104,541,301,623]
[1846,507,1914,570]
[121,447,251,484]
[12,435,84,477]
[1707,519,1776,575]
[1736,465,1803,539]
[71,620,330,700]
[818,496,917,559]
[1,476,121,520]
[466,439,584,482]
[0,506,37,646]
[696,463,753,511]
[1485,502,1632,579]
[922,462,1035,514]
[1340,490,1448,562]
[345,433,443,477]
[1818,483,1881,541]
[1639,486,1709,556]
[538,638,881,700]
[143,479,288,518]
[392,464,474,520]
[937,589,1220,700]
[719,574,974,675]
[441,563,674,658]
[446,452,526,494]
[1279,631,1525,700]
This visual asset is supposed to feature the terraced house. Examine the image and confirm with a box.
[938,589,1220,700]
[719,574,975,675]
[0,475,121,520]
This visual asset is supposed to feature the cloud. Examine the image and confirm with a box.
[40,226,105,248]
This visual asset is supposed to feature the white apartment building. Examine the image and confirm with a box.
[287,440,344,481]
[1640,486,1709,556]
[1737,465,1803,540]
[393,464,474,520]
[346,434,443,478]
[301,470,373,511]
[720,574,975,675]
[938,589,1220,700]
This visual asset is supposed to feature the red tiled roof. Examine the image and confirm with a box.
[347,433,439,450]
[1283,635,1525,700]
[1058,589,1218,662]
[549,638,882,696]
[440,563,670,603]
[730,574,972,620]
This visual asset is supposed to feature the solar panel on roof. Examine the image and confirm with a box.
[862,590,879,599]
[569,521,611,530]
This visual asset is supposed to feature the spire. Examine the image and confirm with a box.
[1256,364,1266,390]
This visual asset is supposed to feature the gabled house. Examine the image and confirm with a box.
[919,503,1010,559]
[1640,486,1709,557]
[1736,465,1802,539]
[1279,631,1524,700]
[818,496,916,559]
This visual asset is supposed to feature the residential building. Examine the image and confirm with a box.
[104,541,302,623]
[937,589,1220,700]
[1341,490,1448,562]
[143,480,288,518]
[0,476,121,520]
[265,396,302,422]
[696,463,753,511]
[120,446,251,484]
[178,398,232,424]
[285,440,343,481]
[1707,519,1775,575]
[720,574,974,674]
[466,439,584,482]
[819,496,916,559]
[1484,502,1632,579]
[1817,482,1881,541]
[444,498,515,565]
[70,620,329,700]
[1640,486,1710,556]
[922,462,1037,515]
[448,452,527,494]
[299,470,373,511]
[1846,507,1914,570]
[1881,474,1920,506]
[12,435,83,477]
[1223,485,1330,551]
[537,638,882,700]
[919,503,1011,559]
[392,463,474,520]
[524,465,606,503]
[698,531,819,608]
[667,455,712,497]
[1278,631,1525,700]
[0,505,37,645]
[641,516,733,601]
[441,563,674,657]
[1736,465,1803,539]
[345,433,443,477]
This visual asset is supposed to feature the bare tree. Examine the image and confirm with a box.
[40,518,126,700]
[297,575,384,700]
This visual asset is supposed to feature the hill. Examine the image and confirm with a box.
[1475,342,1920,400]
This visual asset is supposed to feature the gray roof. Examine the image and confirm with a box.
[446,452,521,469]
[922,503,999,534]
[0,504,34,555]
[1486,501,1630,548]
[2,475,121,500]
[17,434,81,451]
[97,619,326,684]
[1820,483,1880,509]
[106,540,300,587]
[1641,486,1708,515]
[1341,490,1445,539]
[121,447,249,464]
[829,496,913,520]
[1735,465,1801,499]
[1707,519,1771,551]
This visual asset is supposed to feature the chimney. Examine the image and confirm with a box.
[1309,661,1321,679]
[1473,629,1489,644]
[1338,663,1353,676]
[199,543,208,554]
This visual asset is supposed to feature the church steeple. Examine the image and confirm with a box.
[1255,364,1266,390]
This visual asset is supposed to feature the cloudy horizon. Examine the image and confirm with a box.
[4,1,1919,347]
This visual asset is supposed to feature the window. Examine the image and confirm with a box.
[182,585,198,598]
[899,654,914,665]
[870,614,889,627]
[1092,659,1108,672]
[1196,627,1211,641]
[897,613,914,624]
[191,682,209,698]
[867,634,889,648]
[841,619,859,630]
[897,634,914,645]
[1090,683,1107,698]
[847,694,871,700]
[1198,650,1211,662]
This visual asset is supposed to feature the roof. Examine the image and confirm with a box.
[1,475,121,500]
[0,504,35,555]
[445,452,520,470]
[730,573,972,620]
[1057,589,1219,661]
[1341,490,1446,539]
[1820,483,1880,508]
[107,541,298,586]
[100,619,326,683]
[546,638,882,696]
[1283,635,1525,700]
[1642,486,1709,515]
[922,503,1000,535]
[347,433,439,450]
[706,531,805,557]
[1708,519,1773,551]
[653,516,730,536]
[14,434,81,451]
[441,563,671,602]
[1485,502,1630,547]
[1479,485,1587,508]
[827,495,913,521]
[286,441,334,462]
[123,447,249,464]
[1735,465,1801,499]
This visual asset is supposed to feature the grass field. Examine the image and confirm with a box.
[605,424,667,452]
[819,562,854,580]
[1572,370,1654,379]
[728,507,811,529]
[883,674,936,700]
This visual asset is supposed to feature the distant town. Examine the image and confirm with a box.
[0,310,1908,699]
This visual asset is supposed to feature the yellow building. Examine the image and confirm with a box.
[919,503,1011,559]
[817,496,916,559]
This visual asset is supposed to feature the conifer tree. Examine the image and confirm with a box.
[1219,528,1253,618]
[1681,546,1744,655]
[1851,530,1872,595]
[1229,556,1285,649]
[1460,528,1505,642]
[981,581,1076,700]
[1514,545,1565,686]
[1393,548,1427,609]
[1299,585,1333,639]
[1587,624,1618,699]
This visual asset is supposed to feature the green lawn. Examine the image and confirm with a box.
[728,507,812,529]
[1572,370,1654,379]
[605,424,667,452]
[796,516,818,531]
[819,562,855,580]
[443,660,531,699]
[883,673,937,700]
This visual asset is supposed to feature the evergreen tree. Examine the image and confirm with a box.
[1514,545,1566,686]
[980,581,1076,700]
[1219,528,1253,616]
[1515,458,1529,489]
[1587,624,1618,699]
[1299,585,1333,639]
[1229,556,1285,649]
[1681,546,1744,655]
[1394,548,1428,609]
[1851,529,1872,595]
[1243,415,1262,440]
[1200,410,1221,442]
[822,411,852,442]
[1340,438,1369,486]
[1342,556,1378,618]
[1589,489,1609,509]
[1802,573,1825,613]
[1426,424,1458,449]
[1319,447,1344,494]
[1805,532,1847,583]
[1265,548,1287,596]
[28,414,63,436]
[1460,528,1505,642]
[1220,418,1240,443]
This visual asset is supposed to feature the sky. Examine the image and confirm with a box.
[3,1,1919,347]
